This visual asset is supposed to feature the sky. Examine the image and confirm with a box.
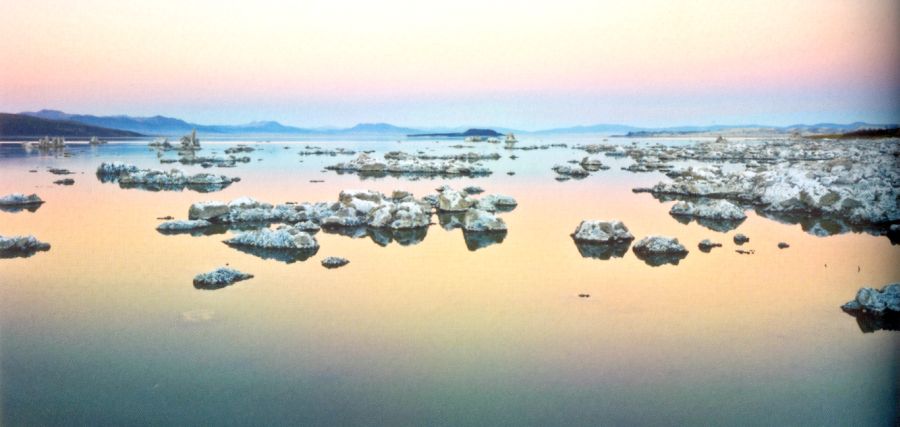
[1,0,898,129]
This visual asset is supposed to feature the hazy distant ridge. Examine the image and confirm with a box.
[14,109,899,137]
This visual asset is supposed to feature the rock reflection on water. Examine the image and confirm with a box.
[841,308,899,333]
[573,241,631,260]
[321,225,429,247]
[632,251,689,267]
[462,230,507,251]
[670,214,746,233]
[437,212,507,251]
[156,223,265,237]
[224,243,320,264]
[757,210,896,241]
[0,204,42,214]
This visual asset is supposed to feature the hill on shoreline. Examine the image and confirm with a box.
[0,113,143,138]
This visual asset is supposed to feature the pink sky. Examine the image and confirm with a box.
[1,0,898,128]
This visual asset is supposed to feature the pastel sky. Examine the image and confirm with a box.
[1,0,898,129]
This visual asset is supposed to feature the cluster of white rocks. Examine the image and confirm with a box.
[0,235,51,258]
[326,153,492,177]
[569,220,691,265]
[96,162,238,192]
[170,187,517,258]
[669,199,747,220]
[297,146,356,156]
[635,141,899,229]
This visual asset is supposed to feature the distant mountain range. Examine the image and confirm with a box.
[0,113,143,138]
[3,109,896,138]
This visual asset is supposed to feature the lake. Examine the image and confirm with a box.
[1,135,897,426]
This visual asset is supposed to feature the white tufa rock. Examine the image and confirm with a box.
[669,199,747,220]
[571,220,635,243]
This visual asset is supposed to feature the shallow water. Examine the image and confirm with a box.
[1,136,898,426]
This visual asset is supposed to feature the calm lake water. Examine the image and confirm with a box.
[1,135,898,426]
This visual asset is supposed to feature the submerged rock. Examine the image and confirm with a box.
[156,219,212,232]
[571,220,634,243]
[53,178,75,185]
[321,256,350,268]
[193,267,253,290]
[463,186,485,195]
[841,284,900,332]
[698,239,723,252]
[0,235,51,258]
[778,242,790,249]
[632,236,689,266]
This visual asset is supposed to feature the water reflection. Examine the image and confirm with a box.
[437,212,508,251]
[632,249,689,267]
[463,230,507,251]
[321,225,429,247]
[224,243,319,264]
[329,170,489,180]
[573,241,631,260]
[0,204,42,214]
[756,210,892,240]
[670,214,746,233]
[155,223,264,237]
[841,307,899,333]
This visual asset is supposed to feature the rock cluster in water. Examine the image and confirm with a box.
[325,153,492,177]
[841,284,899,332]
[633,138,899,234]
[570,220,635,260]
[698,239,723,252]
[173,187,517,256]
[193,267,253,290]
[0,193,44,206]
[97,162,238,192]
[571,220,635,243]
[0,193,45,213]
[0,235,51,258]
[669,199,748,232]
